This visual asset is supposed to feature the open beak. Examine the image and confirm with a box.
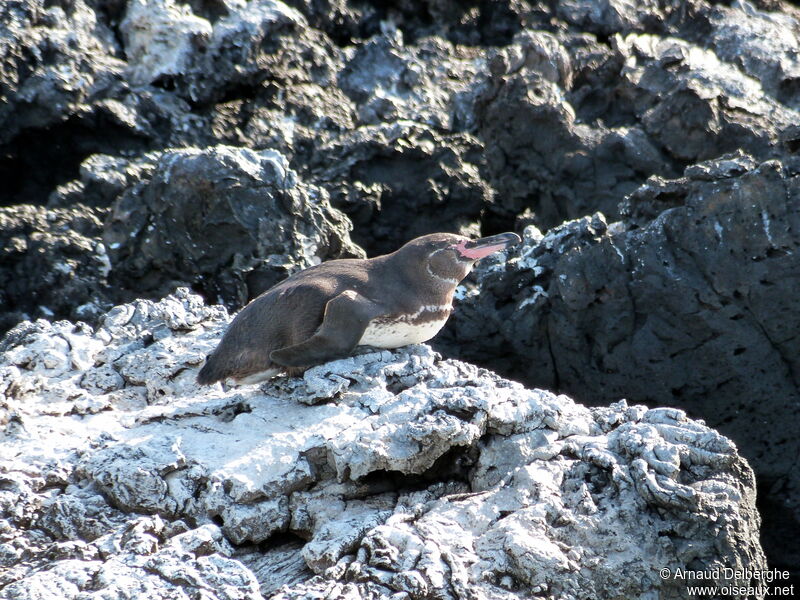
[456,232,521,260]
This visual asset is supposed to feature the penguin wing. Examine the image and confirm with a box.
[269,290,386,368]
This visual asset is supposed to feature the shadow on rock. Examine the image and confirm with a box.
[0,289,765,599]
[437,153,800,578]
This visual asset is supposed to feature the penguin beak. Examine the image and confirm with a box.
[455,232,521,260]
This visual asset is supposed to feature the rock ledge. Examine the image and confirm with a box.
[0,290,765,599]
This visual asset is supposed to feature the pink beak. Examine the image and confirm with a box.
[455,232,521,260]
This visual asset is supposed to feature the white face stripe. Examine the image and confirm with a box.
[426,255,460,284]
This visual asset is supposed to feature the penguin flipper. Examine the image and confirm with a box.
[270,290,384,368]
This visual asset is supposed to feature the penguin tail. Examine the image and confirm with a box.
[196,354,224,385]
[197,349,283,385]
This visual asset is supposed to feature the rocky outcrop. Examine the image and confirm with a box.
[0,146,361,331]
[4,0,800,586]
[438,153,800,576]
[103,145,363,308]
[0,0,124,147]
[5,0,800,302]
[469,30,676,229]
[0,204,111,332]
[705,1,800,108]
[0,291,765,599]
[312,122,492,254]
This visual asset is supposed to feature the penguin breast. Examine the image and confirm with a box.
[358,305,452,348]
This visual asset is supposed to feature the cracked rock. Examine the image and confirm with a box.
[102,144,363,311]
[438,154,800,579]
[0,290,766,599]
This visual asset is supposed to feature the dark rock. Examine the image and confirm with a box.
[288,0,526,47]
[0,204,112,331]
[47,153,159,209]
[120,0,315,105]
[457,20,800,235]
[103,145,363,309]
[564,33,629,124]
[0,0,210,207]
[0,0,123,146]
[337,29,482,129]
[704,0,800,109]
[3,0,800,583]
[555,0,671,37]
[470,31,675,229]
[312,122,492,255]
[283,0,371,45]
[437,155,800,577]
[0,146,362,333]
[614,32,800,163]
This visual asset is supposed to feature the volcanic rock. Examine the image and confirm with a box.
[103,145,363,309]
[0,0,123,147]
[705,0,800,108]
[0,145,361,334]
[311,122,491,254]
[0,204,111,333]
[3,0,800,586]
[0,290,765,599]
[437,153,800,576]
[467,29,675,230]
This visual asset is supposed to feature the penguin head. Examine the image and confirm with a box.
[396,232,521,286]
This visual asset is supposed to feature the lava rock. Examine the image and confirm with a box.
[311,121,491,254]
[556,0,669,37]
[0,290,766,599]
[437,154,800,577]
[120,0,318,105]
[287,0,526,47]
[0,0,123,146]
[469,30,676,229]
[47,152,160,209]
[4,0,800,587]
[614,32,800,163]
[0,0,205,207]
[0,146,362,335]
[0,204,112,332]
[337,29,482,129]
[103,145,363,310]
[705,0,800,108]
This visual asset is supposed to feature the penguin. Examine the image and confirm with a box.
[197,232,520,385]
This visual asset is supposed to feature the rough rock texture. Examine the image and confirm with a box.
[312,122,491,254]
[438,153,800,578]
[0,0,205,208]
[468,30,676,229]
[103,145,363,307]
[613,32,798,163]
[705,0,800,108]
[0,204,111,332]
[0,145,361,330]
[0,291,765,599]
[5,0,800,300]
[0,0,121,145]
[4,0,800,584]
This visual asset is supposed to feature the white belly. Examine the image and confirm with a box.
[358,316,449,348]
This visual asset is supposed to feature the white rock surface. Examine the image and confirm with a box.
[121,0,213,87]
[119,0,306,101]
[0,289,765,599]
